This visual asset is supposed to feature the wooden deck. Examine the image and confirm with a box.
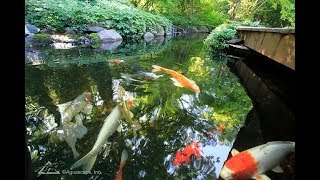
[237,26,295,70]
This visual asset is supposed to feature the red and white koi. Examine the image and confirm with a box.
[173,141,202,167]
[219,141,295,180]
[115,149,129,180]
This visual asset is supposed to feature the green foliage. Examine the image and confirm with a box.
[130,0,229,28]
[32,33,52,45]
[254,0,295,27]
[25,0,172,38]
[227,0,295,28]
[88,33,101,48]
[204,21,260,53]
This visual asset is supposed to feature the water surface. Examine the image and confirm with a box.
[25,33,252,179]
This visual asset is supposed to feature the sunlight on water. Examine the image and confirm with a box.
[25,33,252,179]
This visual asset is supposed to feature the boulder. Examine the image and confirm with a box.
[198,26,209,33]
[185,27,198,33]
[97,29,122,43]
[144,32,154,40]
[99,40,122,51]
[84,26,104,33]
[25,24,40,36]
[151,25,165,36]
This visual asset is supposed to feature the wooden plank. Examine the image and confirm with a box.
[258,33,282,59]
[272,34,295,70]
[237,26,295,34]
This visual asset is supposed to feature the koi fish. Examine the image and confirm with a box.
[108,58,125,66]
[57,92,92,158]
[71,86,136,171]
[152,65,200,93]
[115,149,129,180]
[219,141,295,180]
[117,86,141,134]
[217,124,225,133]
[70,104,122,171]
[60,92,91,123]
[121,71,163,81]
[173,141,202,167]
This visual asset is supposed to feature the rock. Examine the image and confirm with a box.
[25,24,40,36]
[31,34,54,47]
[25,35,34,48]
[25,49,47,65]
[74,36,93,46]
[40,27,53,35]
[84,26,104,33]
[198,26,209,33]
[151,25,165,36]
[185,27,198,33]
[97,29,122,43]
[98,40,122,51]
[144,32,154,40]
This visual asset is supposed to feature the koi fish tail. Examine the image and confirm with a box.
[152,65,162,72]
[70,151,97,171]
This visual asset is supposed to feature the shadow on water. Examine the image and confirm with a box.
[25,33,253,179]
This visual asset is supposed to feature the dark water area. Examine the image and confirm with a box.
[25,33,253,179]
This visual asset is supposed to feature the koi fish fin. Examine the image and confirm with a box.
[103,142,112,158]
[74,124,88,139]
[82,103,93,115]
[56,101,72,113]
[117,123,123,132]
[75,114,83,125]
[70,152,97,171]
[170,78,184,87]
[253,174,271,180]
[231,149,240,156]
[156,75,164,79]
[271,165,284,173]
[121,149,129,163]
[129,111,134,118]
[152,65,162,72]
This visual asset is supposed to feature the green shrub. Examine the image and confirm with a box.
[88,33,101,48]
[204,21,260,53]
[25,0,172,39]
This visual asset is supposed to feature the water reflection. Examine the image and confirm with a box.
[25,33,252,179]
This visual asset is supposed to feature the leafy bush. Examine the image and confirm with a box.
[204,21,260,53]
[25,0,172,39]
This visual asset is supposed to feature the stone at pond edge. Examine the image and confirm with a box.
[84,26,105,33]
[198,26,209,33]
[98,40,122,51]
[25,24,40,36]
[144,32,155,41]
[151,25,165,36]
[26,34,54,47]
[97,29,123,43]
[185,27,198,33]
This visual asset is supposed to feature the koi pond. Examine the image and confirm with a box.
[25,33,253,179]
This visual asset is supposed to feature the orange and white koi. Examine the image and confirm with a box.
[108,58,125,65]
[152,65,200,93]
[220,141,295,180]
[115,149,129,180]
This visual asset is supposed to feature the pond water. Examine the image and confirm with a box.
[25,33,253,179]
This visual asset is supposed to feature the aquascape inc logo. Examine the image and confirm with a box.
[37,161,60,176]
[37,161,102,176]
